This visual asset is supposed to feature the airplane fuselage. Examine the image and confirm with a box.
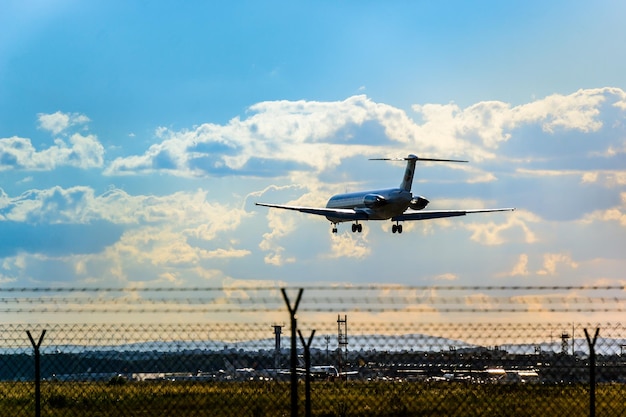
[325,188,413,223]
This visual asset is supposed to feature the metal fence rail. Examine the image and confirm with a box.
[0,286,624,416]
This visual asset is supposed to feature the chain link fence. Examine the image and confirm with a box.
[0,286,624,416]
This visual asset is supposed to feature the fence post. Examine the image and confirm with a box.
[584,327,599,417]
[298,329,316,417]
[282,288,303,417]
[26,330,46,417]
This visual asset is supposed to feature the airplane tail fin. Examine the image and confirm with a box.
[400,155,418,191]
[223,359,235,374]
[370,154,468,192]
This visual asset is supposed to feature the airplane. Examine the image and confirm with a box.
[256,154,514,234]
[299,365,359,380]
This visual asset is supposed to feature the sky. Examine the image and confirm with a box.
[1,1,625,325]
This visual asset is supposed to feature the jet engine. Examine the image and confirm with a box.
[409,196,429,210]
[363,194,386,208]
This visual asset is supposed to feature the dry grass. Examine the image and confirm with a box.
[1,380,624,416]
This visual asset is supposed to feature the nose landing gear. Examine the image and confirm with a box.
[391,222,403,234]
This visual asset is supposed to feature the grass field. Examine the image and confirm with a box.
[1,380,624,416]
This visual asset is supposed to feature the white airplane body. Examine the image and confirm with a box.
[256,154,514,234]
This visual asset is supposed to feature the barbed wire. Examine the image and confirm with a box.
[0,285,623,314]
[1,285,624,292]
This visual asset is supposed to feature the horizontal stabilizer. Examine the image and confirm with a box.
[369,155,468,163]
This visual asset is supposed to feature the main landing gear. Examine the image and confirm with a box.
[351,222,363,233]
[330,222,364,234]
[391,222,403,234]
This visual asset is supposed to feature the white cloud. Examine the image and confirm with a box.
[255,182,331,265]
[1,186,96,223]
[105,94,480,177]
[105,227,240,269]
[580,192,626,227]
[537,253,579,276]
[0,112,101,172]
[591,140,626,158]
[466,210,538,245]
[0,133,104,171]
[509,254,530,277]
[435,273,458,281]
[205,248,251,259]
[66,133,104,168]
[502,251,587,280]
[582,171,626,187]
[0,185,253,286]
[258,210,297,266]
[38,111,90,135]
[0,273,16,284]
[410,88,621,155]
[103,88,626,182]
[411,101,508,153]
[262,247,296,266]
[325,232,371,259]
[38,111,70,135]
[0,186,250,246]
[517,168,583,178]
[511,88,606,133]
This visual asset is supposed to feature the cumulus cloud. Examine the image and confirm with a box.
[509,254,530,277]
[580,192,626,227]
[0,134,104,171]
[38,111,90,135]
[466,210,537,245]
[255,181,333,265]
[325,232,371,259]
[0,111,103,172]
[105,95,398,177]
[434,273,458,281]
[105,227,242,269]
[103,88,626,181]
[537,253,579,276]
[502,252,580,279]
[582,171,626,187]
[106,94,464,178]
[0,185,253,285]
[0,186,249,238]
[1,186,97,223]
[205,248,251,259]
[413,87,626,162]
[517,168,626,188]
[0,185,250,262]
[510,89,606,133]
[258,210,297,266]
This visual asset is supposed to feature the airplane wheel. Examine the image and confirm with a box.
[398,225,403,234]
[357,224,363,233]
[392,224,397,233]
[351,224,356,233]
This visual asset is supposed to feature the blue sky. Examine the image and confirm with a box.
[1,1,625,323]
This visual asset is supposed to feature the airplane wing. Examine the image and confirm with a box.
[255,202,370,220]
[392,208,515,222]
